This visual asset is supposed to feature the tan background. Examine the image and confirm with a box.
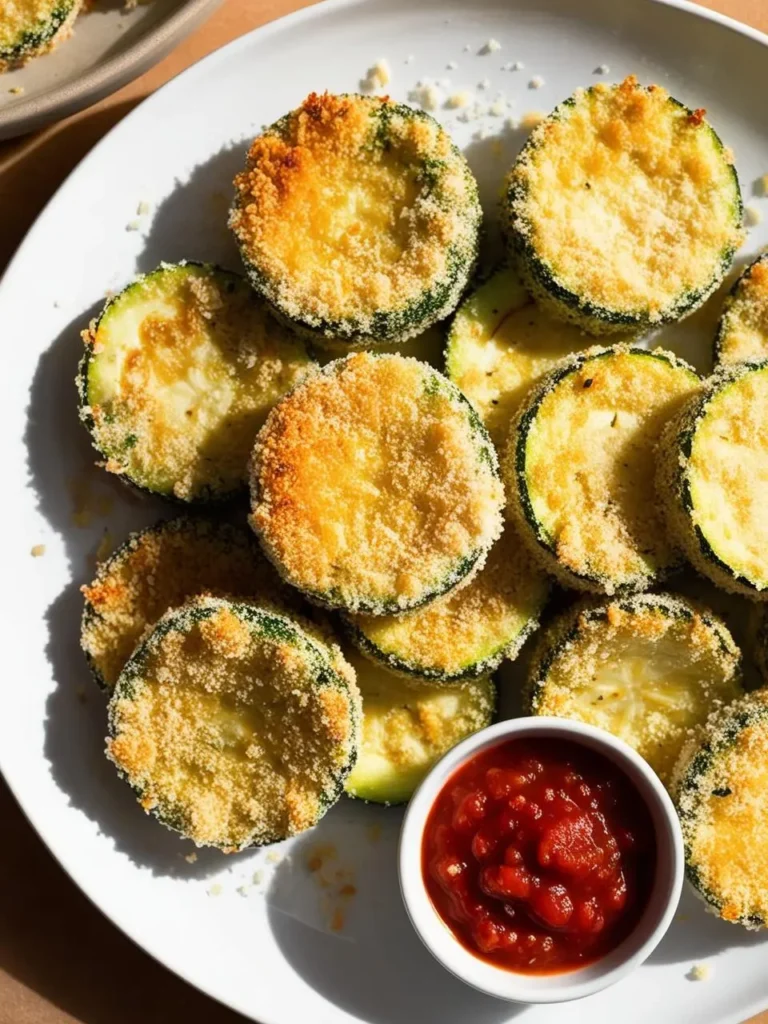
[1,1,767,1022]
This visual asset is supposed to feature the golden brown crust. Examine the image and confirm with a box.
[250,353,504,613]
[716,253,768,364]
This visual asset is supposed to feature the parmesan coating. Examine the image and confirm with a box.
[346,523,548,683]
[343,646,495,804]
[657,360,768,599]
[78,262,313,502]
[0,0,82,70]
[251,353,504,614]
[674,690,768,928]
[527,592,743,783]
[81,518,293,691]
[505,76,743,333]
[505,344,700,594]
[230,92,481,344]
[715,252,768,364]
[107,597,361,850]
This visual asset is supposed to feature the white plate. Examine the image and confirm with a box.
[2,1,768,1022]
[0,0,222,140]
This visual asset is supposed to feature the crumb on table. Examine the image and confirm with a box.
[687,963,711,982]
[30,544,46,558]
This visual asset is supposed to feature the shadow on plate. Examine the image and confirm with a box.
[648,885,766,966]
[23,291,246,878]
[136,138,249,275]
[267,804,520,1024]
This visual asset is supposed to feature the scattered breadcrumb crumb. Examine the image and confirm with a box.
[125,220,141,232]
[473,127,490,141]
[511,60,524,70]
[594,64,610,74]
[506,116,521,130]
[266,850,282,864]
[207,883,223,897]
[490,99,506,116]
[94,530,113,564]
[252,870,263,885]
[759,174,768,195]
[481,38,501,54]
[184,851,198,864]
[446,90,472,109]
[463,43,471,51]
[408,80,441,110]
[529,75,545,89]
[446,60,457,70]
[330,907,345,931]
[687,963,712,982]
[491,139,503,158]
[136,200,151,216]
[237,885,250,897]
[478,77,491,90]
[745,204,763,227]
[9,86,24,95]
[521,110,546,129]
[30,544,46,558]
[361,58,391,90]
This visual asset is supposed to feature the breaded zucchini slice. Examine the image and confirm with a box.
[504,76,743,335]
[251,353,504,614]
[715,252,768,365]
[0,0,82,70]
[77,262,314,503]
[107,597,361,850]
[343,647,495,804]
[526,593,743,784]
[230,92,481,347]
[344,524,548,684]
[674,690,768,928]
[445,266,593,447]
[505,344,700,594]
[657,360,768,599]
[81,517,292,692]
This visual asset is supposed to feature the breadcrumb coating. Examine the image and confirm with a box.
[505,344,700,594]
[527,592,742,783]
[230,92,481,344]
[346,523,548,682]
[250,353,504,614]
[715,252,768,364]
[81,517,293,691]
[674,690,768,928]
[107,597,361,850]
[0,0,82,70]
[505,76,743,332]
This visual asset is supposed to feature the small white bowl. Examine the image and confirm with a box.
[398,717,683,1004]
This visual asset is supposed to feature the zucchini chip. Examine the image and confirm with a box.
[504,76,743,335]
[658,359,768,599]
[81,517,292,692]
[505,344,699,594]
[251,353,504,614]
[445,266,592,447]
[674,690,768,929]
[345,524,548,684]
[344,647,495,805]
[0,0,82,69]
[107,597,361,850]
[230,92,481,347]
[77,262,314,503]
[527,593,743,784]
[715,252,768,365]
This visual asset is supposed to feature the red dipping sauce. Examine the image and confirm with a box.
[422,738,656,975]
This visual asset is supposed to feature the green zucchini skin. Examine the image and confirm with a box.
[503,83,742,336]
[230,94,481,348]
[714,251,768,366]
[506,345,699,595]
[0,0,81,69]
[673,691,768,929]
[657,359,768,600]
[108,597,360,850]
[250,353,504,616]
[77,260,313,505]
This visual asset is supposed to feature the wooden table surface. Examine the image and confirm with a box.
[1,1,767,1022]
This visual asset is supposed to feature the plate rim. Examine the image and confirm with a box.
[0,0,223,141]
[3,0,768,1021]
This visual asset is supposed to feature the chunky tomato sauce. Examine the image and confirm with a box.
[422,738,655,974]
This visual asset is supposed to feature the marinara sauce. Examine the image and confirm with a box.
[422,738,656,974]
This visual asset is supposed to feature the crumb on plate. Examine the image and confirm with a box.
[30,544,46,558]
